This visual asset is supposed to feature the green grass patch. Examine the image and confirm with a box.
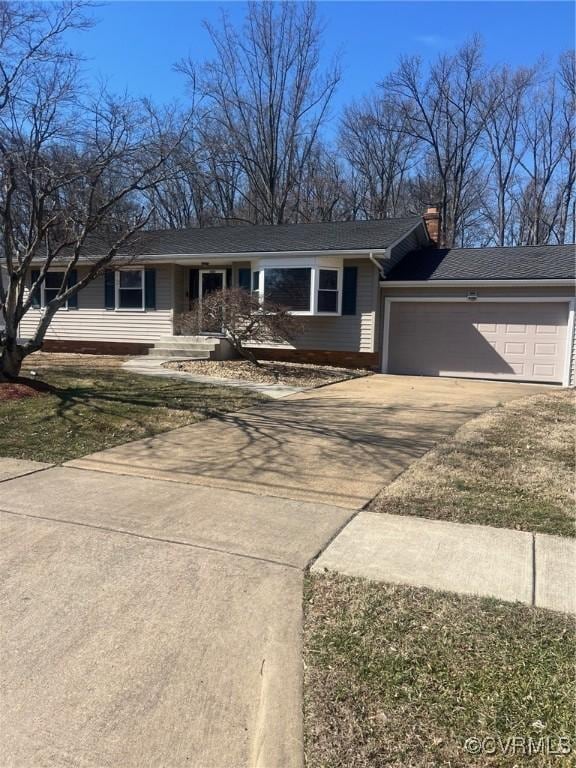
[304,573,576,768]
[369,390,575,537]
[0,368,266,463]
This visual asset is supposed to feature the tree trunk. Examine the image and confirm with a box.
[235,342,263,367]
[0,342,26,381]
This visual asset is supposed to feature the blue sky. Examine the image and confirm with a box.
[70,1,574,118]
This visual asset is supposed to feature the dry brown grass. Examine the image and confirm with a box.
[0,367,265,463]
[368,389,575,537]
[304,573,576,768]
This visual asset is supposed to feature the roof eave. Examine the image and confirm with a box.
[32,248,393,264]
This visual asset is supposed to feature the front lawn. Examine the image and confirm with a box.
[0,368,266,463]
[368,389,575,537]
[304,573,575,768]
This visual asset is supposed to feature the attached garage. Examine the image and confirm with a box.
[384,300,571,384]
[381,243,575,386]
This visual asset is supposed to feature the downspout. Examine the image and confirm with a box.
[369,250,389,373]
[369,250,387,280]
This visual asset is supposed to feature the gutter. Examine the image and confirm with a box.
[369,250,388,279]
[32,248,392,266]
[379,279,575,287]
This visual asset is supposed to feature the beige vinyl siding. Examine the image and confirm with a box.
[19,265,174,343]
[250,259,379,353]
[173,265,189,315]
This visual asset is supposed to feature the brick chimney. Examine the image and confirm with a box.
[423,206,441,246]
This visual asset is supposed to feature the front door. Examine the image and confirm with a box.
[200,270,225,299]
[199,269,226,333]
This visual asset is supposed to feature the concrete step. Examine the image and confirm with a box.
[155,344,217,351]
[147,348,211,359]
[158,335,224,344]
[152,342,218,351]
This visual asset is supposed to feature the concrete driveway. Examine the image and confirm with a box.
[68,375,545,508]
[0,375,547,767]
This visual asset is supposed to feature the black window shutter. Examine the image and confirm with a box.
[67,269,78,309]
[189,268,199,305]
[225,267,232,289]
[30,269,41,308]
[342,266,358,315]
[104,270,115,310]
[238,268,251,292]
[145,269,156,310]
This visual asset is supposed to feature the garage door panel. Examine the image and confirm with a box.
[536,324,561,335]
[533,363,556,377]
[505,342,526,354]
[535,343,557,355]
[387,302,568,383]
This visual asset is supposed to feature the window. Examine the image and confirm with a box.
[252,270,260,297]
[317,269,339,313]
[264,268,311,311]
[42,272,67,307]
[238,268,251,292]
[252,262,346,315]
[117,270,144,309]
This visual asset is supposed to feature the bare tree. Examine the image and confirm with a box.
[177,0,340,225]
[295,145,347,222]
[552,50,576,243]
[383,38,491,245]
[515,72,568,245]
[176,288,304,367]
[0,3,188,379]
[340,96,417,219]
[481,65,536,245]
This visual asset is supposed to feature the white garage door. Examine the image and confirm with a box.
[387,301,569,383]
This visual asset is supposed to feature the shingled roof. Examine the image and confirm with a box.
[385,244,575,281]
[79,217,423,257]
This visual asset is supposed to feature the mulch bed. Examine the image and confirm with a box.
[0,378,53,401]
[163,359,371,388]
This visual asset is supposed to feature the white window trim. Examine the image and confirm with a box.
[115,268,145,312]
[256,263,343,316]
[381,295,574,386]
[41,269,68,310]
[315,268,342,315]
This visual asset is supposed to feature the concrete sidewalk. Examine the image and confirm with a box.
[0,457,52,482]
[122,356,306,398]
[0,466,353,568]
[312,511,576,614]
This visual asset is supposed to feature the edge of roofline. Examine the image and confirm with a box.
[33,248,393,264]
[379,219,430,254]
[380,279,575,287]
[136,247,392,259]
